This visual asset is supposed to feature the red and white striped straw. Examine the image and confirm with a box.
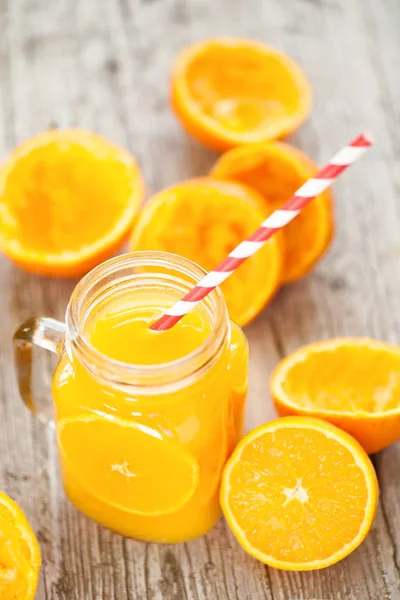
[151,133,373,332]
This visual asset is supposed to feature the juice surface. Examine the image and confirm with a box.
[88,292,212,364]
[53,289,248,542]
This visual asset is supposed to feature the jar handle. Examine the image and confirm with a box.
[13,317,66,425]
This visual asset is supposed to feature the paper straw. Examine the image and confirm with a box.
[151,133,373,331]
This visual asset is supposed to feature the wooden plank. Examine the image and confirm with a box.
[0,0,400,598]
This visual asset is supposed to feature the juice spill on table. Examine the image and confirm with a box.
[52,288,248,542]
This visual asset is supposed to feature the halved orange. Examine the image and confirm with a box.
[57,416,199,516]
[0,129,144,277]
[271,338,400,454]
[129,177,283,326]
[0,491,41,599]
[171,38,312,151]
[221,417,378,571]
[211,142,333,283]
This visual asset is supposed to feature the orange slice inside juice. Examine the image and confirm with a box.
[57,416,200,516]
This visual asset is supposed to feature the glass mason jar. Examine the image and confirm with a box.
[14,252,248,543]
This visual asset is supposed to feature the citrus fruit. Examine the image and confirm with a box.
[171,38,312,151]
[211,142,333,282]
[129,177,283,326]
[0,491,41,600]
[0,129,144,277]
[271,338,400,454]
[57,416,199,516]
[221,417,378,571]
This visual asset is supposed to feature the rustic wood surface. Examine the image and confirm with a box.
[1,0,400,598]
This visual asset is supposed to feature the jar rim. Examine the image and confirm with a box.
[66,251,230,393]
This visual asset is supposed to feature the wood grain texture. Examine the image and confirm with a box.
[0,0,399,598]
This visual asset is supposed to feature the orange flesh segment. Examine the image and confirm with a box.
[211,143,333,282]
[1,141,133,253]
[130,178,282,326]
[0,130,143,274]
[188,45,299,133]
[222,419,378,569]
[173,39,312,149]
[57,417,200,516]
[278,341,400,413]
[0,493,41,600]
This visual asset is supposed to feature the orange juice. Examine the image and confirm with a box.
[52,252,248,542]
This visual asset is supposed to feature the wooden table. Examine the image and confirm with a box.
[1,0,399,598]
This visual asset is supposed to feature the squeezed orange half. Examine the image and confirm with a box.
[52,273,248,542]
